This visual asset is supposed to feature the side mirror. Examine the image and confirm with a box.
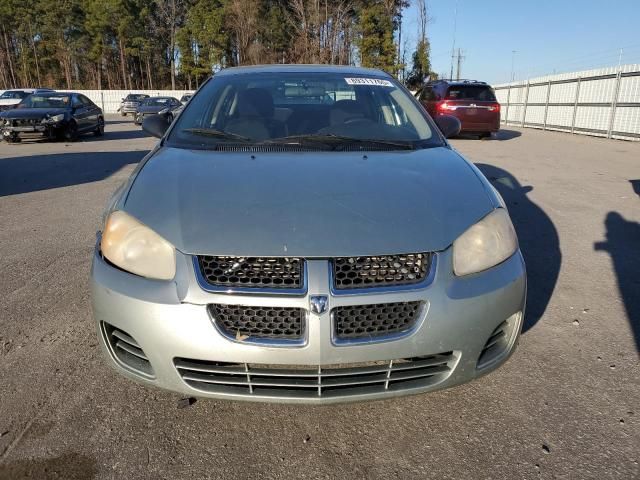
[434,114,461,139]
[142,114,169,139]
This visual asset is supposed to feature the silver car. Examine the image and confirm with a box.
[92,65,526,404]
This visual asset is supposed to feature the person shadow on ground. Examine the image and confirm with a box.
[594,211,640,354]
[475,164,562,333]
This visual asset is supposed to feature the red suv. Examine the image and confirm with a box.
[418,80,500,138]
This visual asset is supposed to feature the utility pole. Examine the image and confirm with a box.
[455,48,464,80]
[510,50,517,82]
[449,0,458,80]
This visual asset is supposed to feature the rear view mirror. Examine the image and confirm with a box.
[434,114,461,139]
[142,114,169,139]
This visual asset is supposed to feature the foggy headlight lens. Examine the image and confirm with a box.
[47,114,65,123]
[101,211,176,280]
[453,208,518,276]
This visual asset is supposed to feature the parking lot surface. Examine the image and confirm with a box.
[0,117,638,479]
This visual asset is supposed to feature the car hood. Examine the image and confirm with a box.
[137,105,167,113]
[0,108,68,120]
[123,146,494,257]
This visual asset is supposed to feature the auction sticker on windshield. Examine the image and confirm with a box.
[345,78,394,87]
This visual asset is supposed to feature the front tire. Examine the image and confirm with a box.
[63,121,79,142]
[94,117,105,137]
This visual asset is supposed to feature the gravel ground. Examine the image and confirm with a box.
[0,118,638,479]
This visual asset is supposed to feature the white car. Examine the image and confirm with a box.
[0,88,55,111]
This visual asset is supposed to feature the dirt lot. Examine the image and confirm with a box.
[0,118,638,479]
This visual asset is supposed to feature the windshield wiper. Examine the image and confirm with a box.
[181,128,251,142]
[264,134,415,150]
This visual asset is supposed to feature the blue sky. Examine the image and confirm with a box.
[401,0,640,85]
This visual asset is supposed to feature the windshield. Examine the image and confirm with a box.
[1,91,29,100]
[126,94,147,101]
[167,72,440,150]
[143,98,172,106]
[19,94,71,109]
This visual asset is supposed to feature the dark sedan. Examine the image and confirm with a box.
[0,92,104,143]
[134,97,181,125]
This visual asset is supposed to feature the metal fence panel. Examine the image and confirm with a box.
[0,89,193,114]
[494,64,640,140]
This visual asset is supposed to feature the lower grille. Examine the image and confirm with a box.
[209,304,305,342]
[174,352,455,399]
[332,301,423,341]
[102,323,153,376]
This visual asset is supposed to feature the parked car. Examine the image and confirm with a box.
[93,65,525,404]
[0,88,55,112]
[134,96,181,125]
[119,93,149,117]
[419,79,500,138]
[0,92,104,143]
[180,93,193,105]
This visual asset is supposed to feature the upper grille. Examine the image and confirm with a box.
[332,253,431,290]
[174,352,455,399]
[333,301,423,340]
[209,304,305,341]
[197,256,304,290]
[11,118,40,127]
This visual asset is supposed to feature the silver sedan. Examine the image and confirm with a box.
[91,65,526,403]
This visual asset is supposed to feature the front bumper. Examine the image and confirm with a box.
[1,123,62,140]
[91,246,526,404]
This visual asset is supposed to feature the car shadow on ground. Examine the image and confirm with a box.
[0,150,148,197]
[0,452,97,479]
[595,210,640,353]
[454,129,521,141]
[476,164,561,333]
[84,128,150,141]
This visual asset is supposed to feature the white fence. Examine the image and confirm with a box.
[0,89,192,114]
[67,90,192,114]
[494,64,640,141]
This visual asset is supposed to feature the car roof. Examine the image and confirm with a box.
[429,80,490,87]
[216,64,391,78]
[7,88,54,92]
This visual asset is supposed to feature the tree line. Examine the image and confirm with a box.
[0,0,433,91]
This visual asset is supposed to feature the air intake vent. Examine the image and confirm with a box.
[477,313,522,369]
[212,143,410,152]
[102,323,153,376]
[174,352,456,399]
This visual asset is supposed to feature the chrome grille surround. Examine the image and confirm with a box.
[331,301,424,343]
[208,304,307,346]
[174,352,457,399]
[194,256,307,295]
[331,253,431,291]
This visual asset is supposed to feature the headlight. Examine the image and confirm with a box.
[453,208,518,276]
[46,113,65,123]
[158,108,169,115]
[100,211,176,280]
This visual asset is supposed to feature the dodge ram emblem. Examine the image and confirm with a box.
[310,295,328,314]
